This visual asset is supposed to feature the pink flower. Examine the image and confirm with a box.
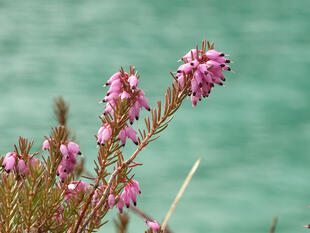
[2,152,40,175]
[42,139,50,150]
[119,126,138,145]
[132,179,141,194]
[121,91,131,99]
[97,124,112,145]
[146,220,160,232]
[101,67,150,125]
[128,102,140,124]
[175,41,231,107]
[17,159,26,175]
[137,90,150,111]
[108,193,115,209]
[128,75,139,89]
[66,181,90,201]
[57,158,76,183]
[67,142,81,155]
[116,195,124,213]
[181,49,198,61]
[121,190,131,208]
[205,49,225,59]
[105,72,121,86]
[60,144,68,157]
[68,181,89,192]
[57,142,81,182]
[92,185,105,206]
[114,179,141,213]
[2,152,17,172]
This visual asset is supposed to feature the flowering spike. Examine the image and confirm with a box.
[174,41,231,106]
[101,67,150,125]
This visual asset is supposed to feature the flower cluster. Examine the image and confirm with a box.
[58,142,81,182]
[101,66,150,124]
[176,42,231,106]
[97,123,138,146]
[97,67,149,147]
[2,152,39,175]
[0,40,233,232]
[43,140,81,183]
[110,179,141,213]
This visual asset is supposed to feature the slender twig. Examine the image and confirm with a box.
[269,216,278,233]
[161,158,201,231]
[130,206,153,222]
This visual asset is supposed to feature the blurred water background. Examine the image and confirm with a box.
[0,0,310,232]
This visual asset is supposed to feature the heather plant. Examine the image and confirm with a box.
[0,40,231,233]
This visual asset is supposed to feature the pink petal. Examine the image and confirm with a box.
[42,140,50,151]
[60,144,69,157]
[128,75,139,89]
[67,142,80,155]
[119,128,127,145]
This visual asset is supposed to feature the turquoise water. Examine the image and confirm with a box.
[0,0,310,232]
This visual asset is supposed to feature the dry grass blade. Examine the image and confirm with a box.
[269,216,278,233]
[161,158,201,231]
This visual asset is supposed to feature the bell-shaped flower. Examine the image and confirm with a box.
[118,126,138,146]
[128,75,139,89]
[97,124,112,145]
[42,139,50,150]
[146,220,160,233]
[108,193,115,209]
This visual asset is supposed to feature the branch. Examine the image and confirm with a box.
[77,131,155,233]
[77,80,190,232]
